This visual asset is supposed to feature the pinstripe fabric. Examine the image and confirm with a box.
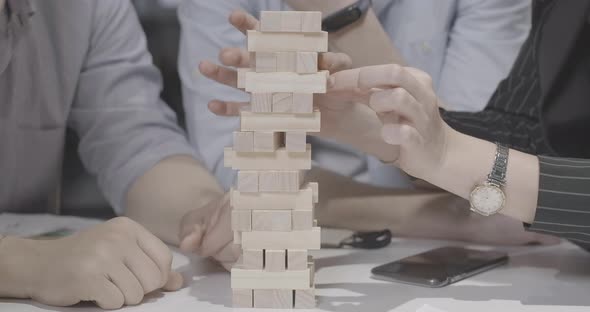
[443,1,590,245]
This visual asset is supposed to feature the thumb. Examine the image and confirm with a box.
[162,271,184,291]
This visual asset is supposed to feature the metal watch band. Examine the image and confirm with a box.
[487,143,509,187]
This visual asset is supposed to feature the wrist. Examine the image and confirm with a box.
[0,237,41,298]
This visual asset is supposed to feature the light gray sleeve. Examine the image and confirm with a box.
[178,0,287,191]
[437,0,532,112]
[68,0,197,214]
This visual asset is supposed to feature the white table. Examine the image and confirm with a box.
[1,214,590,312]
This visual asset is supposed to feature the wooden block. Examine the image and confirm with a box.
[233,131,254,152]
[224,146,312,170]
[230,186,314,211]
[231,209,252,232]
[286,132,307,152]
[272,92,293,113]
[307,182,319,203]
[292,210,313,230]
[237,68,251,89]
[259,170,303,192]
[248,30,328,52]
[244,70,328,94]
[253,131,282,152]
[287,250,308,271]
[276,52,297,72]
[232,289,253,308]
[237,171,258,193]
[254,289,293,309]
[294,289,315,309]
[233,231,242,245]
[250,93,273,113]
[253,52,277,73]
[231,267,312,289]
[241,227,321,250]
[265,249,286,272]
[301,12,322,33]
[296,52,318,74]
[259,11,283,32]
[240,111,320,132]
[252,210,292,231]
[281,11,302,32]
[243,249,264,270]
[292,93,314,114]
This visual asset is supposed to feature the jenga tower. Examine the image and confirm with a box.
[225,11,327,309]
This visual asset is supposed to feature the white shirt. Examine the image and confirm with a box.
[178,0,531,190]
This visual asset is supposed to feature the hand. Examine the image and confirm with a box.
[200,10,400,161]
[329,64,453,180]
[179,193,239,271]
[28,217,182,309]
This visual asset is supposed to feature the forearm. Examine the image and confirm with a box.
[308,168,482,240]
[427,127,539,224]
[0,237,36,298]
[125,156,224,245]
[285,0,404,67]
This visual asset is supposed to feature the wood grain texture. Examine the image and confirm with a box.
[232,289,253,308]
[272,92,293,113]
[233,230,242,245]
[231,266,312,289]
[230,187,314,211]
[237,171,259,193]
[276,52,297,72]
[252,210,292,231]
[287,250,308,271]
[253,289,293,309]
[244,70,328,94]
[301,11,322,32]
[292,93,314,114]
[240,111,320,132]
[296,52,318,74]
[253,52,277,73]
[241,227,321,250]
[231,209,252,232]
[253,131,282,152]
[259,11,322,33]
[294,288,315,309]
[233,131,254,152]
[264,249,286,272]
[250,93,273,113]
[292,210,313,230]
[242,249,264,270]
[259,170,303,192]
[286,132,307,152]
[224,146,312,170]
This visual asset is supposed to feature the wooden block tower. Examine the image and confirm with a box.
[226,11,327,309]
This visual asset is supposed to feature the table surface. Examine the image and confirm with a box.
[1,214,590,312]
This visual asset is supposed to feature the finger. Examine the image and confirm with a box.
[219,47,250,68]
[108,264,145,306]
[199,61,238,88]
[199,196,233,257]
[382,123,422,146]
[319,52,353,73]
[208,100,247,117]
[229,10,259,35]
[163,271,184,291]
[125,248,165,294]
[92,278,125,310]
[330,64,434,105]
[179,226,204,253]
[134,229,175,290]
[370,89,428,129]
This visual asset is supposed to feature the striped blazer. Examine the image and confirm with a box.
[443,0,590,245]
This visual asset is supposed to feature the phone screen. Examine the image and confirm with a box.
[371,246,508,287]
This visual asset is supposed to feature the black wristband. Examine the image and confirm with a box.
[322,0,372,33]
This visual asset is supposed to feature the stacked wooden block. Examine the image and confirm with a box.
[226,11,327,309]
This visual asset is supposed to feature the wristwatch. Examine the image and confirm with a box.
[469,143,509,216]
[322,0,372,33]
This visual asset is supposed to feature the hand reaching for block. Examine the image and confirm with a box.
[179,193,240,271]
[200,10,401,163]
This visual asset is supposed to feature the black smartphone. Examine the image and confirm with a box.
[371,246,509,288]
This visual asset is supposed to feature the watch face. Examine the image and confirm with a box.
[470,185,505,216]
